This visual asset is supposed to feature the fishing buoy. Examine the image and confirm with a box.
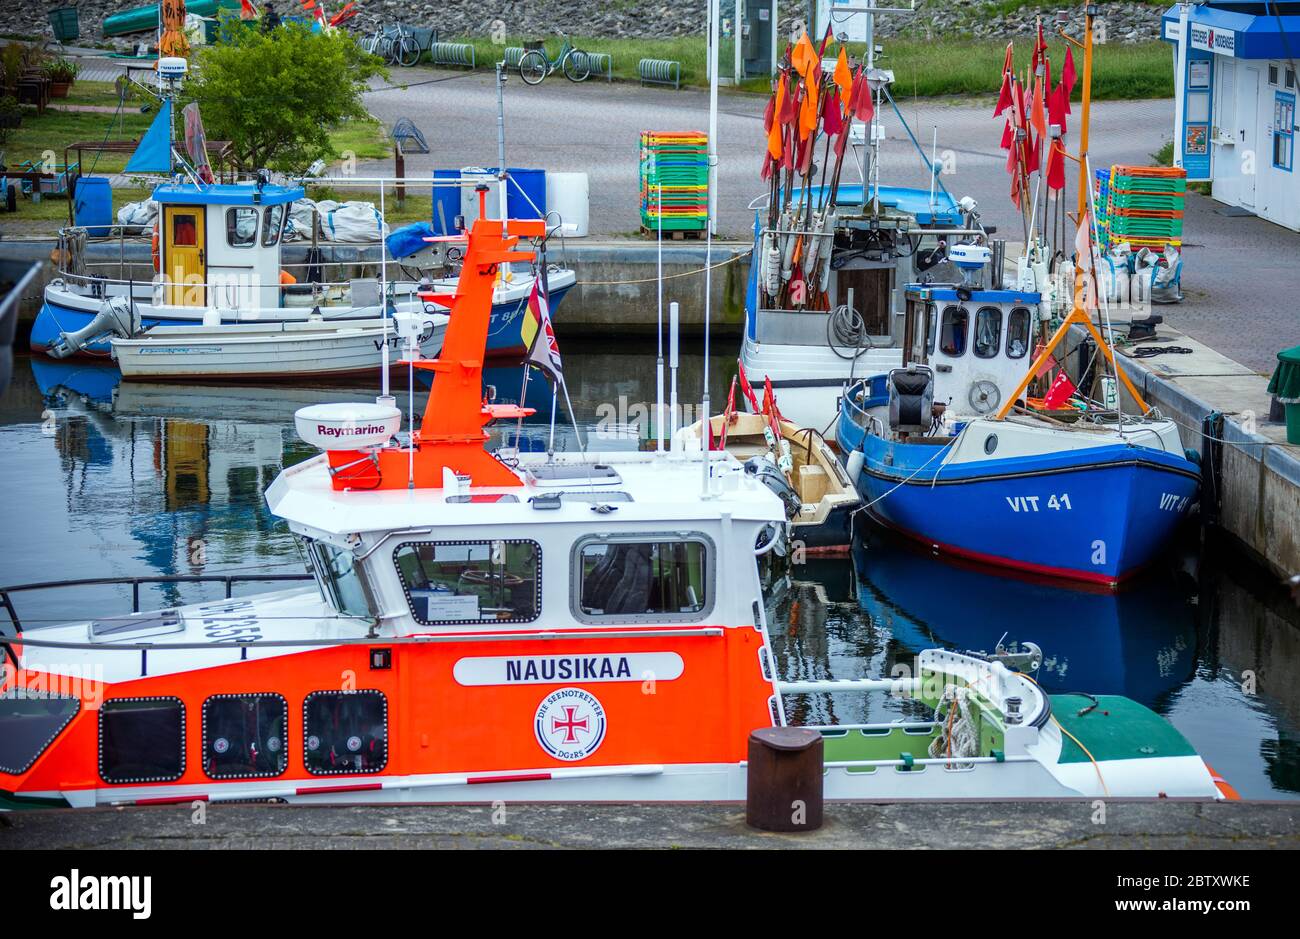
[845,449,864,487]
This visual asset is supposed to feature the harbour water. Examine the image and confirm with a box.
[3,345,1298,800]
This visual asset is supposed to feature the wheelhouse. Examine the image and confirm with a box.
[153,182,303,311]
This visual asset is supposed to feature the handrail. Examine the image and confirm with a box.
[0,573,314,634]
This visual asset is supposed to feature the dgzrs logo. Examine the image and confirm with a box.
[534,687,607,761]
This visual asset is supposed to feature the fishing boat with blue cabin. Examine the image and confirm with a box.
[31,63,574,374]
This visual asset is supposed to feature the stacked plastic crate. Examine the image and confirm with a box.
[640,131,709,237]
[1097,165,1186,252]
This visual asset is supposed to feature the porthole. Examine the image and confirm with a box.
[984,434,999,455]
[202,693,288,779]
[303,690,388,776]
[99,696,185,784]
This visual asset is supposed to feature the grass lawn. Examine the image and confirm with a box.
[447,35,1174,101]
[1,81,389,176]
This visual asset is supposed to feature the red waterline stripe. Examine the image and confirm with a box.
[875,516,1129,588]
[467,772,552,785]
[297,782,384,795]
[135,794,208,806]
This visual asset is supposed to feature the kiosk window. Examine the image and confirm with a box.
[303,690,387,775]
[99,697,185,784]
[202,693,288,779]
[575,537,710,620]
[394,540,540,624]
[939,306,968,357]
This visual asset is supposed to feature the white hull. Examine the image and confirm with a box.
[740,334,902,437]
[111,316,447,380]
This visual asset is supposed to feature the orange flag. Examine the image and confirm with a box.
[833,46,853,110]
[791,31,820,88]
[799,84,820,141]
[767,81,786,160]
[1030,72,1047,141]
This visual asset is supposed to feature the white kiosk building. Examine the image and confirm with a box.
[1163,1,1300,231]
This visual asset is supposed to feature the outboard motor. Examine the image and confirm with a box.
[47,295,140,359]
[744,456,801,519]
[887,365,934,433]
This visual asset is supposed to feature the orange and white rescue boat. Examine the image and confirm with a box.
[0,199,1231,807]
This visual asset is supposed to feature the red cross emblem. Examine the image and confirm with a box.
[550,705,589,744]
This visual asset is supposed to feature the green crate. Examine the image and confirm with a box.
[48,7,79,42]
[1110,174,1187,194]
[1108,192,1185,211]
[1109,217,1184,237]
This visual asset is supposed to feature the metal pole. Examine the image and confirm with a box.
[735,0,743,85]
[496,63,509,232]
[708,0,721,234]
[656,183,666,452]
[379,184,390,398]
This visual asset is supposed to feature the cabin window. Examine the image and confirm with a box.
[0,692,79,774]
[303,690,387,775]
[939,305,968,357]
[226,207,258,248]
[973,307,1002,359]
[262,204,285,247]
[99,697,185,784]
[172,213,198,247]
[926,304,937,355]
[394,540,541,625]
[1006,308,1031,358]
[202,693,288,779]
[573,534,713,623]
[302,538,375,620]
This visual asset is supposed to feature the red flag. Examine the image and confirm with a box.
[1061,46,1077,114]
[1046,137,1066,191]
[993,42,1014,116]
[1048,81,1068,133]
[736,360,762,412]
[1000,118,1014,150]
[719,377,738,449]
[240,0,257,16]
[779,77,797,125]
[822,86,843,137]
[850,72,874,123]
[1030,73,1046,141]
[1042,371,1077,409]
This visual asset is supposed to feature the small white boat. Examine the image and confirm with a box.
[110,313,446,380]
[683,409,859,553]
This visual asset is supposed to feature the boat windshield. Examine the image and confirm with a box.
[300,537,375,619]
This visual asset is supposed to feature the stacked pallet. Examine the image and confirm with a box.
[640,131,709,237]
[1095,165,1186,252]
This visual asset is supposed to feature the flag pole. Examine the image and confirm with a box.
[656,182,665,452]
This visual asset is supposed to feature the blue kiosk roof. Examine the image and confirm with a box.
[1162,2,1300,58]
[151,182,306,207]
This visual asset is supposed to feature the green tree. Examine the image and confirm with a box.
[186,18,386,172]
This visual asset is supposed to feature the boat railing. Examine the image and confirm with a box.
[0,573,315,638]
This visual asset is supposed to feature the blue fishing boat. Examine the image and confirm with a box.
[837,249,1200,587]
[33,178,573,367]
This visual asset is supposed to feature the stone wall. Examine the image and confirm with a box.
[2,1,1166,49]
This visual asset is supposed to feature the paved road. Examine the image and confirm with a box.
[360,68,1174,241]
[363,70,1297,374]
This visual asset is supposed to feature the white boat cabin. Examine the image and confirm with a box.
[895,284,1042,421]
[154,181,303,311]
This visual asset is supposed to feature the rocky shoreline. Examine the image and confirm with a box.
[2,0,1166,48]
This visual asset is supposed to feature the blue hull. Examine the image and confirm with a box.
[30,283,572,359]
[838,407,1199,586]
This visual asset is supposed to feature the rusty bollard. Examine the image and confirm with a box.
[746,727,824,832]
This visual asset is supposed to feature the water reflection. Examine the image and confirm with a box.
[3,351,1299,798]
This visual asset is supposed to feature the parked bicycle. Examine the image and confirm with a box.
[362,24,422,67]
[518,33,590,84]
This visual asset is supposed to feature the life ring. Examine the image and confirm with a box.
[150,223,160,273]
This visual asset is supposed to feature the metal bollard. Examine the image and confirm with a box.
[745,727,824,832]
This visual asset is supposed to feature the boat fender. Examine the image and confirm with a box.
[744,456,801,519]
[845,448,865,487]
